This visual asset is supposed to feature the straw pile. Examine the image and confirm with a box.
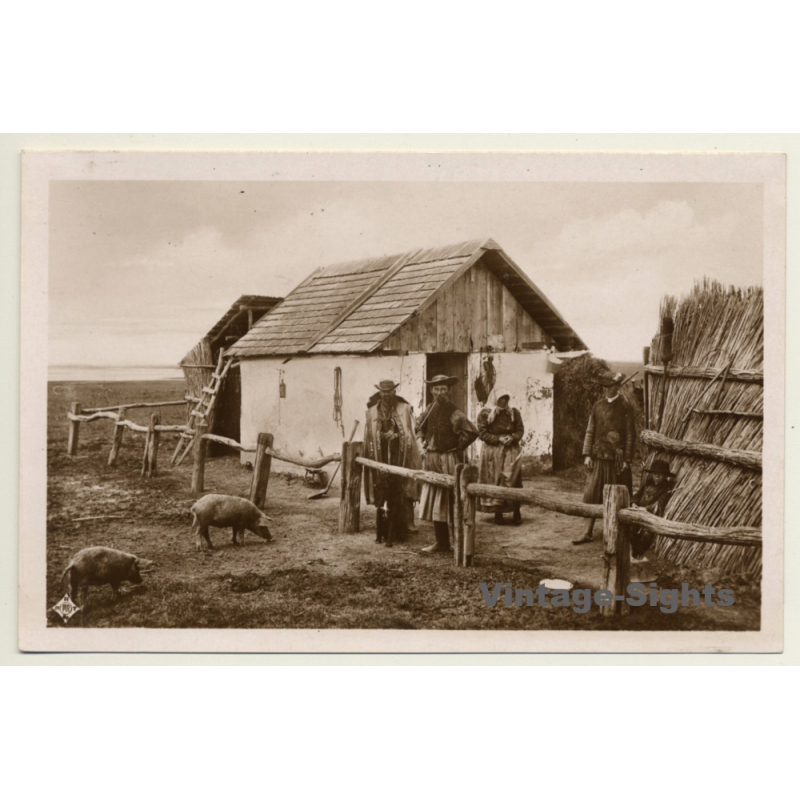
[645,279,763,579]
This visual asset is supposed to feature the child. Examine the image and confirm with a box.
[630,459,675,559]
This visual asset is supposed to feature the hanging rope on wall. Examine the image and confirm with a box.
[333,366,345,438]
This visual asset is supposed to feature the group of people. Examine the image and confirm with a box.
[363,369,674,557]
[363,373,528,553]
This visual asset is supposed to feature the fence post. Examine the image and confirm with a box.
[108,406,126,467]
[453,463,465,566]
[249,432,273,510]
[67,402,81,455]
[145,413,161,478]
[339,440,363,534]
[191,422,208,494]
[601,484,631,617]
[461,464,479,567]
[140,417,153,478]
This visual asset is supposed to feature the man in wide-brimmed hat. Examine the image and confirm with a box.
[573,370,636,545]
[476,389,525,525]
[416,375,479,553]
[363,379,421,547]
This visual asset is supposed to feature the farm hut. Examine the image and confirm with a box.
[641,280,763,579]
[226,238,586,476]
[180,295,282,449]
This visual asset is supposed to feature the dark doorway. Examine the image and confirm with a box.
[426,353,468,411]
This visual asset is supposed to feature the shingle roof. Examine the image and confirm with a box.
[227,238,585,356]
[205,295,282,342]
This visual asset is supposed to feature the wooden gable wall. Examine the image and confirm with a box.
[380,263,554,353]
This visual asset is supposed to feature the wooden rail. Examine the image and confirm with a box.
[267,448,340,470]
[355,456,456,489]
[617,507,761,546]
[465,483,602,519]
[82,396,194,413]
[644,364,763,384]
[641,429,762,471]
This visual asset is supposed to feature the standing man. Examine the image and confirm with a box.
[416,375,479,554]
[476,390,525,525]
[363,379,421,547]
[573,370,636,545]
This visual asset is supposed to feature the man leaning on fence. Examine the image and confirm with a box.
[363,379,421,547]
[415,375,479,554]
[573,370,636,545]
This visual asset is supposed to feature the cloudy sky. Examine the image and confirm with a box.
[49,180,763,366]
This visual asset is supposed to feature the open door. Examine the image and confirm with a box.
[426,353,468,412]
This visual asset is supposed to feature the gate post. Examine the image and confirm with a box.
[453,463,465,566]
[249,432,273,509]
[108,406,126,467]
[461,464,479,567]
[191,423,208,494]
[67,402,81,455]
[339,440,363,534]
[601,484,631,617]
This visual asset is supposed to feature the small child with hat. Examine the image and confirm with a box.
[630,458,675,559]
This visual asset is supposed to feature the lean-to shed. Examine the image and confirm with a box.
[180,294,281,447]
[226,238,586,472]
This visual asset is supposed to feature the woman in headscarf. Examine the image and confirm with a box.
[476,390,524,524]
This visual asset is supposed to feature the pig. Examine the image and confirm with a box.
[191,494,272,551]
[61,546,144,610]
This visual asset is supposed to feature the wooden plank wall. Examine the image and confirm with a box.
[382,264,552,353]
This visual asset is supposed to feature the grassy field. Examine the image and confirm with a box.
[46,380,760,631]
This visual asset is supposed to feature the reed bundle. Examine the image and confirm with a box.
[645,280,763,579]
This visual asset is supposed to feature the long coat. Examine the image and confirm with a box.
[581,395,636,503]
[363,396,421,506]
[582,396,636,463]
[477,406,524,512]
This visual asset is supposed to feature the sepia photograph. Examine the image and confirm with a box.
[18,149,785,652]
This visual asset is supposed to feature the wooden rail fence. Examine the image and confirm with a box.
[67,402,341,509]
[351,446,762,616]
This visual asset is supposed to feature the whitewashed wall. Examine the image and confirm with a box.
[239,353,426,480]
[239,350,553,480]
[467,351,554,467]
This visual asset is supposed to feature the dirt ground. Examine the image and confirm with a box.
[45,380,760,631]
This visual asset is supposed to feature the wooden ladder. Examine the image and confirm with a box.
[171,350,233,466]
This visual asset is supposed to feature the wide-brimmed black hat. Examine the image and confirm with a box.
[596,370,625,387]
[425,374,458,387]
[644,459,675,477]
[374,379,400,391]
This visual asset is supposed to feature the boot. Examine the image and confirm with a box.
[421,521,452,554]
[494,511,504,525]
[572,520,595,545]
[405,499,418,535]
[512,506,522,525]
[376,509,388,544]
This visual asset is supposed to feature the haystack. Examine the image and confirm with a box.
[643,279,763,579]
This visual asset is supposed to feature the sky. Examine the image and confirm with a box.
[48,180,764,367]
